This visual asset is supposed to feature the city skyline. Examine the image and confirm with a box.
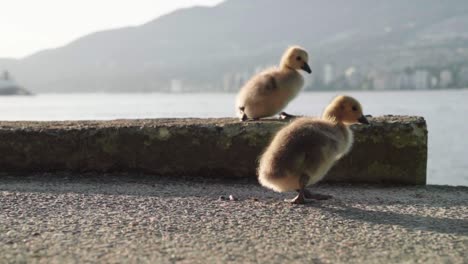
[1,0,466,93]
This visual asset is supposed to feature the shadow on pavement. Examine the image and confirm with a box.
[318,204,468,236]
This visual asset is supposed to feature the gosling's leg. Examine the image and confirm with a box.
[303,189,333,200]
[294,173,331,200]
[285,174,313,204]
[279,112,296,120]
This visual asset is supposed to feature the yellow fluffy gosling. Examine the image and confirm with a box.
[258,95,369,204]
[236,46,311,121]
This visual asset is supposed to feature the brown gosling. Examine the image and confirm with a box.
[258,95,370,204]
[235,46,312,121]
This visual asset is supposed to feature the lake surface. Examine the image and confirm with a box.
[0,90,467,186]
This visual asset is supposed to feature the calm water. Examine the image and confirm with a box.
[0,90,467,186]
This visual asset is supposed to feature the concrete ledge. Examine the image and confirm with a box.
[0,116,427,185]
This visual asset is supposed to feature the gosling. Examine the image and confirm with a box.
[235,46,312,121]
[258,95,369,204]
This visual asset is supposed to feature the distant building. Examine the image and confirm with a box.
[345,67,364,88]
[413,70,430,90]
[222,68,259,92]
[395,72,412,90]
[372,72,387,91]
[430,76,438,88]
[223,73,233,92]
[457,67,468,87]
[439,70,453,88]
[0,71,31,95]
[323,64,335,85]
[345,67,356,78]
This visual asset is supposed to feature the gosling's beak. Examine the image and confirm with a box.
[358,115,370,125]
[301,62,312,74]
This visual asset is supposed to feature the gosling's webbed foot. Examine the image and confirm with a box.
[303,189,333,200]
[239,107,248,122]
[279,112,296,120]
[241,115,261,122]
[240,115,260,122]
[241,113,248,122]
[284,191,314,204]
[239,107,260,122]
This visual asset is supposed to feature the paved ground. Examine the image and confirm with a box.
[0,174,467,264]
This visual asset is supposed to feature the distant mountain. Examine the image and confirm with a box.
[1,0,468,92]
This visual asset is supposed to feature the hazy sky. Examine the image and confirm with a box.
[0,0,224,59]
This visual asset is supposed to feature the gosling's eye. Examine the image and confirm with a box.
[296,56,302,61]
[352,106,358,111]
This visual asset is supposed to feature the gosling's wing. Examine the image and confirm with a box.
[241,70,279,98]
[256,73,278,96]
[270,121,340,174]
[260,119,342,184]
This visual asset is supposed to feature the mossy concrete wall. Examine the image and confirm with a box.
[0,116,427,185]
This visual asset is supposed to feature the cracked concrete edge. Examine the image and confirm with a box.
[0,115,427,185]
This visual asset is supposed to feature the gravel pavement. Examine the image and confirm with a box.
[0,174,467,264]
